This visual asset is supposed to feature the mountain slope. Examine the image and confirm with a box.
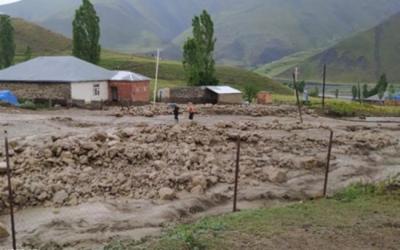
[278,12,400,83]
[2,0,400,66]
[11,18,71,54]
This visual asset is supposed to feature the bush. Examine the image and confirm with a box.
[19,101,37,110]
[243,84,259,103]
[309,87,319,97]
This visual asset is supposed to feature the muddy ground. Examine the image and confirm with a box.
[0,105,399,249]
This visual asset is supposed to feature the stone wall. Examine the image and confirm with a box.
[160,87,217,104]
[0,82,71,101]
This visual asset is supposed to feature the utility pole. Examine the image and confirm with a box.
[322,64,327,111]
[153,48,160,104]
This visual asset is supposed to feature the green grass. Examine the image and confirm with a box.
[124,179,400,250]
[272,94,400,117]
[99,51,292,95]
[278,13,400,83]
[254,49,323,78]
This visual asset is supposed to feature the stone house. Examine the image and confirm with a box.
[0,56,150,105]
[157,85,243,104]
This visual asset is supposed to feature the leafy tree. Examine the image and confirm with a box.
[24,46,32,61]
[72,0,101,64]
[388,84,396,99]
[362,84,369,99]
[351,85,357,100]
[296,81,306,93]
[243,84,259,103]
[183,10,218,86]
[0,15,15,69]
[377,74,388,100]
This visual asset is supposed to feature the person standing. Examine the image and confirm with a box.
[173,104,180,123]
[187,102,196,121]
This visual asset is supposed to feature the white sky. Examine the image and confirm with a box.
[0,0,21,6]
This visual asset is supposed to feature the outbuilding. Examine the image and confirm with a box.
[157,85,242,104]
[0,56,150,105]
[109,71,150,104]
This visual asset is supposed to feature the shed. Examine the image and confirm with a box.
[109,71,150,104]
[256,91,272,104]
[206,86,242,104]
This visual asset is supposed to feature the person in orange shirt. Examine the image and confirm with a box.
[187,102,196,120]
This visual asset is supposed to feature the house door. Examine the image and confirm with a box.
[111,87,118,102]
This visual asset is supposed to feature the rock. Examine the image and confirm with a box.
[159,187,175,200]
[0,162,7,174]
[268,168,287,184]
[0,222,9,239]
[190,185,204,194]
[191,175,208,189]
[91,132,108,142]
[53,190,68,205]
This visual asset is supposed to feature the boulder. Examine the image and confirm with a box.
[0,222,9,239]
[0,162,7,174]
[268,168,287,184]
[159,187,175,200]
[53,190,68,205]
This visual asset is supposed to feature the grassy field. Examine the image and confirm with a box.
[105,179,400,249]
[272,94,400,117]
[254,49,323,78]
[99,51,292,95]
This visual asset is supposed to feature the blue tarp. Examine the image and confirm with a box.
[0,90,19,106]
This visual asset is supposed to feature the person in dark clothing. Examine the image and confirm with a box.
[173,105,180,122]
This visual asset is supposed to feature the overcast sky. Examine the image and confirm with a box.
[0,0,21,6]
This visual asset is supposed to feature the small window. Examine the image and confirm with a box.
[93,84,100,96]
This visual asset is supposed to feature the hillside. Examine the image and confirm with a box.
[1,0,400,66]
[11,17,71,55]
[278,12,400,83]
[99,51,292,95]
[6,17,290,95]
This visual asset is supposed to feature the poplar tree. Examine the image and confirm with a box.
[183,10,218,86]
[72,0,101,64]
[0,15,15,69]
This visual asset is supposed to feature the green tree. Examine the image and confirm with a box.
[362,84,369,99]
[0,15,15,69]
[351,85,357,100]
[388,84,396,99]
[24,46,32,61]
[377,74,388,100]
[183,10,218,86]
[243,84,259,103]
[295,81,306,93]
[72,0,101,64]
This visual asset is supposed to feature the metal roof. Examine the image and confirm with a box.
[111,71,150,81]
[206,86,242,94]
[0,56,115,82]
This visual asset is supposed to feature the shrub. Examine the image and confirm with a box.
[309,87,319,97]
[243,84,259,103]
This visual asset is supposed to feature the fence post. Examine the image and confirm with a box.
[233,136,241,212]
[323,130,334,197]
[4,131,16,250]
[292,72,303,123]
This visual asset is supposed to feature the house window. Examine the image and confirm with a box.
[93,84,100,96]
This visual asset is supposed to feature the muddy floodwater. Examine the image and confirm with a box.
[0,105,399,249]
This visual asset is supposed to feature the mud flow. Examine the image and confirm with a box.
[0,105,399,249]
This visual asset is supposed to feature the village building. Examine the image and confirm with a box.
[0,56,150,105]
[158,85,243,104]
